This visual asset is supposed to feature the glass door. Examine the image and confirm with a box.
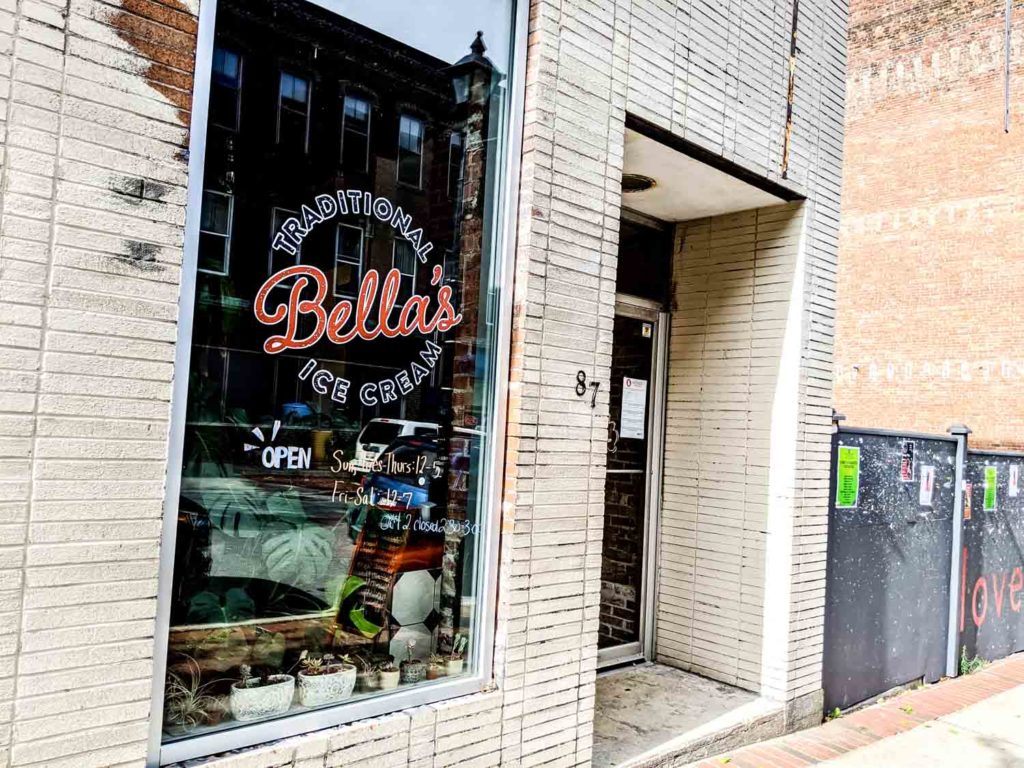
[598,297,666,667]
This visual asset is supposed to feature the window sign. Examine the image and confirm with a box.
[160,0,516,757]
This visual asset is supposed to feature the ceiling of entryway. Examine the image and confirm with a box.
[621,128,787,222]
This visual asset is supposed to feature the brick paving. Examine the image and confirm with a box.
[689,653,1024,768]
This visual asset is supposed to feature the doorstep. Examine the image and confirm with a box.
[593,663,786,768]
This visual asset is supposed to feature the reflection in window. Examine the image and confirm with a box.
[277,71,310,152]
[397,114,424,187]
[269,207,301,275]
[334,224,364,297]
[341,96,371,172]
[211,47,242,130]
[447,132,464,200]
[392,238,417,303]
[164,0,514,753]
[198,190,233,275]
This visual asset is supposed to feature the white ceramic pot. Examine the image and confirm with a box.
[229,674,295,721]
[378,669,400,690]
[298,664,356,707]
[445,658,464,676]
[356,671,378,693]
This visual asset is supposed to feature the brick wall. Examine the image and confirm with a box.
[0,0,195,766]
[0,0,847,765]
[836,0,1024,449]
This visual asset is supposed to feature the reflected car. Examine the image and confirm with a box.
[349,417,439,473]
[348,436,444,540]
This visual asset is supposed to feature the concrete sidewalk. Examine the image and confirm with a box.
[686,653,1024,768]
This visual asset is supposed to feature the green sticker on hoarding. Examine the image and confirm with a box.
[835,446,861,509]
[984,466,998,512]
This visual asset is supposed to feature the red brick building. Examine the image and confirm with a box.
[836,0,1024,449]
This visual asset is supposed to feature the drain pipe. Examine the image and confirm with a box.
[781,0,800,178]
[945,423,972,677]
[1005,0,1013,132]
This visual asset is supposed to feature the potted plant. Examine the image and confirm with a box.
[296,651,357,707]
[354,655,378,693]
[446,634,468,676]
[377,661,400,690]
[164,656,226,735]
[399,640,425,684]
[426,654,446,680]
[229,663,295,721]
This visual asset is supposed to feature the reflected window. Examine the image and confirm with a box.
[334,224,364,297]
[341,95,371,172]
[277,71,310,152]
[269,207,301,275]
[198,190,233,275]
[397,114,423,187]
[211,47,242,130]
[392,238,417,303]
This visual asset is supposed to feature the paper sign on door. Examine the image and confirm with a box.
[919,465,935,507]
[620,377,647,440]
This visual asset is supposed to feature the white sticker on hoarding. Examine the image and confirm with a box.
[620,377,647,440]
[1010,465,1019,498]
[919,465,935,507]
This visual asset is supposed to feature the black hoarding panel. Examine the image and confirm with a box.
[823,431,956,711]
[960,452,1024,661]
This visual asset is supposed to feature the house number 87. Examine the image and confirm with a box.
[575,370,600,408]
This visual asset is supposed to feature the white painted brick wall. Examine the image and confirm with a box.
[0,0,846,765]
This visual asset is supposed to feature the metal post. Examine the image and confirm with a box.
[945,423,972,677]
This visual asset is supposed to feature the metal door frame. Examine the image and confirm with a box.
[597,294,668,668]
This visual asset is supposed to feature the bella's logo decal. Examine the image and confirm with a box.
[254,191,462,408]
[244,420,311,470]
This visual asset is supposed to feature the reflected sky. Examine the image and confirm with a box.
[307,0,513,67]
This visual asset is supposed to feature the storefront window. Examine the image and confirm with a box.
[161,0,515,752]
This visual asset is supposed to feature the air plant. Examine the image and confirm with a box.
[164,656,225,731]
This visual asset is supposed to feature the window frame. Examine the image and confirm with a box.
[276,69,312,153]
[210,45,242,130]
[341,94,371,172]
[196,189,233,276]
[396,113,424,188]
[149,0,528,763]
[334,222,365,298]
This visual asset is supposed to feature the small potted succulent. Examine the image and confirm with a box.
[354,655,378,693]
[426,654,446,680]
[446,634,468,676]
[296,651,357,707]
[399,640,425,684]
[229,663,295,721]
[377,660,400,690]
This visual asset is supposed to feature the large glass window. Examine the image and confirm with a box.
[160,0,516,759]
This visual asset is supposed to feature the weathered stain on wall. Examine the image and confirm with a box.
[107,0,198,127]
